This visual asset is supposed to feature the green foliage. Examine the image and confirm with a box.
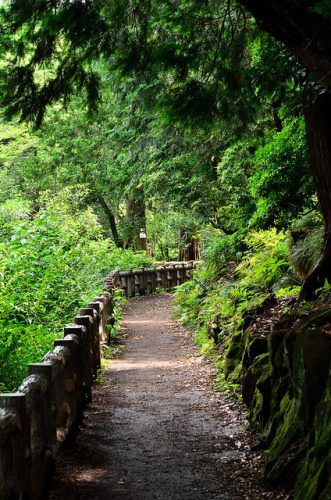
[0,0,327,417]
[237,229,289,294]
[199,229,241,280]
[0,1,316,251]
[0,189,151,391]
[215,139,256,231]
[146,207,201,261]
[249,118,314,229]
[174,228,296,389]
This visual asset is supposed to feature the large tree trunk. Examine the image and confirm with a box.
[237,0,331,297]
[300,93,331,298]
[96,193,123,248]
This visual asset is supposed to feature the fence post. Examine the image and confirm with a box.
[127,270,134,297]
[146,269,153,294]
[53,339,79,446]
[119,272,128,297]
[88,301,103,361]
[80,307,100,375]
[27,363,54,498]
[134,270,140,295]
[74,316,93,402]
[93,295,110,343]
[0,394,27,499]
[166,266,175,290]
[63,326,85,424]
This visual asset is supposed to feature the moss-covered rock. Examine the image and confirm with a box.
[237,302,331,498]
[242,352,269,407]
[188,273,331,498]
[265,393,305,486]
[295,369,331,499]
[224,329,245,377]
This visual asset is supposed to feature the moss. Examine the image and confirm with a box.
[228,361,242,382]
[295,380,331,499]
[260,312,331,495]
[265,393,305,485]
[319,481,331,500]
[224,329,244,377]
[295,451,326,500]
[242,335,268,369]
[242,352,270,408]
[251,389,264,429]
[314,387,331,457]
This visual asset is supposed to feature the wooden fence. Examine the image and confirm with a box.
[105,261,195,297]
[0,263,194,499]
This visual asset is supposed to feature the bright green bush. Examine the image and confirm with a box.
[236,229,289,296]
[0,189,152,391]
[174,228,296,387]
[199,228,242,280]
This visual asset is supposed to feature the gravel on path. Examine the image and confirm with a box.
[50,294,290,500]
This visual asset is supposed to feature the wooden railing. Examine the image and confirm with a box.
[0,262,194,499]
[0,290,113,500]
[105,261,195,297]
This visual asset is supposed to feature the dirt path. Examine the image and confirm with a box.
[50,294,289,500]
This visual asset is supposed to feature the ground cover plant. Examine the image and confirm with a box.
[174,227,296,384]
[174,216,331,497]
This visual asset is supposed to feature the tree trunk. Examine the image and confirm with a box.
[178,229,200,261]
[238,1,331,90]
[96,194,123,248]
[125,193,147,250]
[300,93,331,298]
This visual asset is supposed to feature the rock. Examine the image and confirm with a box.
[236,301,331,497]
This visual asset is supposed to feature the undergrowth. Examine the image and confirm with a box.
[0,189,152,391]
[174,223,321,397]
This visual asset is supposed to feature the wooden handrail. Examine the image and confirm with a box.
[106,261,195,297]
[0,262,195,499]
[0,290,112,500]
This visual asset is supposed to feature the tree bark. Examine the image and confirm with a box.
[96,193,123,248]
[125,193,147,250]
[300,93,331,298]
[178,229,200,261]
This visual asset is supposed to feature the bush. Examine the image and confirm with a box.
[0,189,152,391]
[199,229,242,280]
[249,117,314,229]
[174,228,296,388]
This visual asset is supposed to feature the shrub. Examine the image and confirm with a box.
[0,189,152,391]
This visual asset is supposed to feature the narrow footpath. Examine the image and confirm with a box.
[50,294,289,500]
